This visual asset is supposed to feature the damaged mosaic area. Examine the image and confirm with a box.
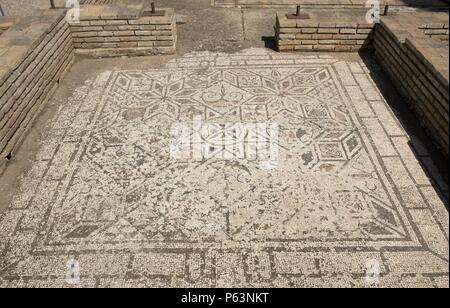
[0,49,448,287]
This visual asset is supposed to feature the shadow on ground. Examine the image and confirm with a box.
[360,52,449,208]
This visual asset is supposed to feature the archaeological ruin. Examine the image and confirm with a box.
[0,0,448,289]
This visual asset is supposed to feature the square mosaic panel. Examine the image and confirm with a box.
[0,49,447,287]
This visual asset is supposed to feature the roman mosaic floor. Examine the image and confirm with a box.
[0,49,448,288]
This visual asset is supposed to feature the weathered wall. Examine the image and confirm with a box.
[0,1,178,172]
[275,10,449,158]
[0,11,75,172]
[374,20,449,157]
[213,0,448,9]
[276,13,374,52]
[419,23,449,41]
[69,7,176,58]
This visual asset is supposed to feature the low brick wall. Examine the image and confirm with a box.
[69,4,176,57]
[419,23,449,41]
[275,11,449,157]
[276,13,374,52]
[83,0,117,4]
[0,10,75,171]
[0,1,179,172]
[374,20,449,157]
[214,0,448,9]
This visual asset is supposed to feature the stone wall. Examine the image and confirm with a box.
[213,0,448,9]
[275,10,449,157]
[419,23,449,41]
[276,13,374,52]
[0,1,178,172]
[374,20,449,157]
[83,0,118,4]
[69,3,176,57]
[0,10,75,171]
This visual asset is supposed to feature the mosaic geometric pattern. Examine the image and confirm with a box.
[0,49,448,287]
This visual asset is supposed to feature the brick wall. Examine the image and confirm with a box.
[82,0,117,4]
[419,23,449,41]
[374,20,449,157]
[276,13,375,52]
[275,12,449,157]
[0,11,75,171]
[214,0,448,9]
[69,5,176,57]
[0,1,179,172]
